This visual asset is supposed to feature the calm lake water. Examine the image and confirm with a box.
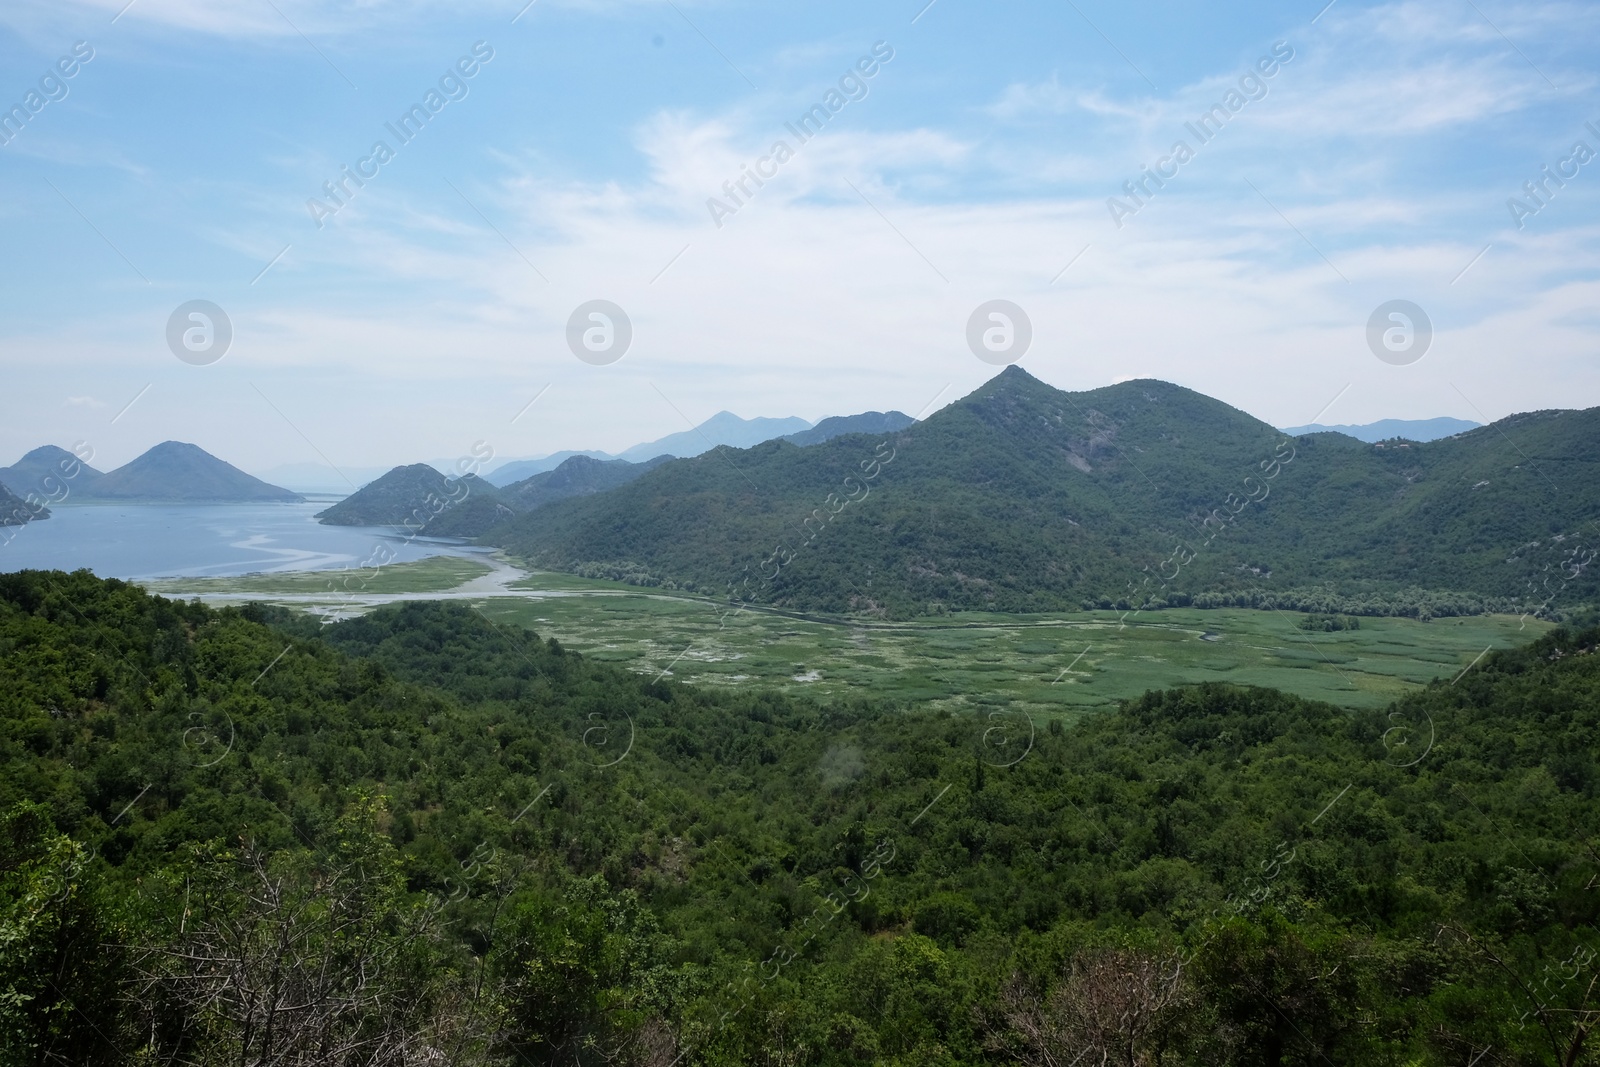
[0,503,480,579]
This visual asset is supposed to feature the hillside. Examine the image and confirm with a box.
[316,463,497,526]
[0,483,44,526]
[0,445,105,501]
[3,569,1598,1064]
[423,454,673,537]
[83,441,302,503]
[488,367,1600,619]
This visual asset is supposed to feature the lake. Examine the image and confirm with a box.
[0,503,482,579]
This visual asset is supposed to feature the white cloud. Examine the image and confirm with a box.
[3,0,1598,473]
[14,0,700,38]
[986,79,1157,124]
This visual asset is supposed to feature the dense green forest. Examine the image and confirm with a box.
[3,568,1599,1065]
[482,368,1600,621]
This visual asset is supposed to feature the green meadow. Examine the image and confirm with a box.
[142,555,493,596]
[145,558,1551,719]
[481,587,1547,718]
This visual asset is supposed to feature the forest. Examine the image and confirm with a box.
[3,568,1599,1066]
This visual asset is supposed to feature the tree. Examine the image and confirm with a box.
[130,798,467,1065]
[989,947,1187,1067]
[0,802,124,1066]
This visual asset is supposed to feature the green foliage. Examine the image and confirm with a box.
[0,802,123,1065]
[2,568,1599,1064]
[495,874,685,1062]
[131,797,466,1064]
[1296,613,1360,631]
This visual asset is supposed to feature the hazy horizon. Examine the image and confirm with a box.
[4,0,1597,472]
[0,369,1514,476]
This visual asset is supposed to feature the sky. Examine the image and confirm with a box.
[1,0,1597,480]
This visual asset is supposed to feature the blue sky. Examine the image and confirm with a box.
[2,0,1597,477]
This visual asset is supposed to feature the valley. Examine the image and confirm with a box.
[143,555,1551,712]
[4,365,1595,1067]
[12,14,1600,1059]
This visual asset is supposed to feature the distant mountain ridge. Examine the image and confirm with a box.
[615,412,811,463]
[782,411,914,446]
[424,454,674,538]
[1282,417,1480,442]
[484,451,614,487]
[0,442,300,506]
[484,368,1600,618]
[483,410,918,485]
[484,413,814,485]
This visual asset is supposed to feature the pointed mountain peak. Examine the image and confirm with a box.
[11,444,100,471]
[0,445,105,500]
[88,442,301,502]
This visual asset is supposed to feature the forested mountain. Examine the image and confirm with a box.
[3,569,1598,1065]
[316,463,499,526]
[485,368,1599,620]
[424,454,675,537]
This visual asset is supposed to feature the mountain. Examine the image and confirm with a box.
[484,414,821,486]
[487,367,1600,618]
[0,445,105,503]
[484,450,614,487]
[315,464,496,527]
[1282,417,1480,442]
[782,410,915,446]
[614,412,811,463]
[423,454,674,538]
[85,442,302,503]
[0,482,44,526]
